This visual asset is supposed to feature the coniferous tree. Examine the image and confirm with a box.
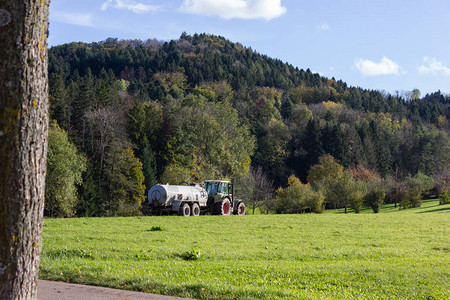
[303,119,324,169]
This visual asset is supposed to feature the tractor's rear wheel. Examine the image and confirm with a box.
[179,203,191,216]
[191,203,200,216]
[236,202,245,215]
[214,199,231,216]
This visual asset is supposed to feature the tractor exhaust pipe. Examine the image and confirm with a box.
[231,180,235,203]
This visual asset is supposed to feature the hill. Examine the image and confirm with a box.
[47,33,450,217]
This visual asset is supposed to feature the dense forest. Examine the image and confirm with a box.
[46,33,450,217]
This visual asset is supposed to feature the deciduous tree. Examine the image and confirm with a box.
[275,175,323,214]
[307,154,344,187]
[237,167,274,214]
[0,0,50,298]
[45,122,86,217]
[323,171,365,213]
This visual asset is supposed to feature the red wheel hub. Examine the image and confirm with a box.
[223,201,230,215]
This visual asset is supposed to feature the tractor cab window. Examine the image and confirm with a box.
[216,182,229,194]
[217,182,224,194]
[205,182,218,195]
[205,182,229,195]
[221,182,229,194]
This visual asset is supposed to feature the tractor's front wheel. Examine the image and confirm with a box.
[214,199,231,216]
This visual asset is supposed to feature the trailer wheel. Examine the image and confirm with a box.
[191,203,200,216]
[179,203,191,216]
[236,202,245,216]
[214,199,231,216]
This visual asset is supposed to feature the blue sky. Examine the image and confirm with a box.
[49,0,450,95]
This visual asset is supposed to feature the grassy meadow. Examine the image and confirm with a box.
[40,200,450,299]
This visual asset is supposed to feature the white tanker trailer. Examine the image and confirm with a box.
[142,180,245,216]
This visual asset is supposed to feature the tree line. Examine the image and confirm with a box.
[244,154,447,215]
[45,34,450,217]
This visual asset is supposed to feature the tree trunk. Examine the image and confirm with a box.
[0,1,50,299]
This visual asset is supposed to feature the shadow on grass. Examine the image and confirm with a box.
[416,206,450,214]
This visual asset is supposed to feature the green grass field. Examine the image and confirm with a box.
[40,200,450,299]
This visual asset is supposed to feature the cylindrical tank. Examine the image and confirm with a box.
[148,184,208,207]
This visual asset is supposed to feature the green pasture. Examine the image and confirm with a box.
[40,200,450,299]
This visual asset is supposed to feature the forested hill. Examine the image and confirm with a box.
[47,33,450,216]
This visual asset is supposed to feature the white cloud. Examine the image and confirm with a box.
[52,11,94,27]
[419,57,450,76]
[320,23,330,30]
[179,0,286,20]
[355,56,401,76]
[101,0,161,13]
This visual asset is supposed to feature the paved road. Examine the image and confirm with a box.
[38,280,192,300]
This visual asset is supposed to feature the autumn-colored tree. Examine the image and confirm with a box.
[349,165,383,183]
[307,154,344,187]
[275,175,324,214]
[350,165,386,213]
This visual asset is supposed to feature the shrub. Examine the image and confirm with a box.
[434,169,450,205]
[399,172,435,209]
[306,191,325,213]
[149,226,163,231]
[363,178,386,213]
[365,188,386,213]
[439,190,450,205]
[407,172,434,196]
[388,179,407,208]
[179,249,201,261]
[275,176,324,214]
[321,171,366,213]
[350,180,366,213]
[401,187,422,209]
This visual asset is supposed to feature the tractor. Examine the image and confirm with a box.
[143,180,245,216]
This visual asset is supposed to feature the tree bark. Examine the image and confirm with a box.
[0,1,50,299]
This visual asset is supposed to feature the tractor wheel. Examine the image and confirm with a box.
[191,203,200,216]
[179,203,191,216]
[236,202,245,216]
[215,199,231,216]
